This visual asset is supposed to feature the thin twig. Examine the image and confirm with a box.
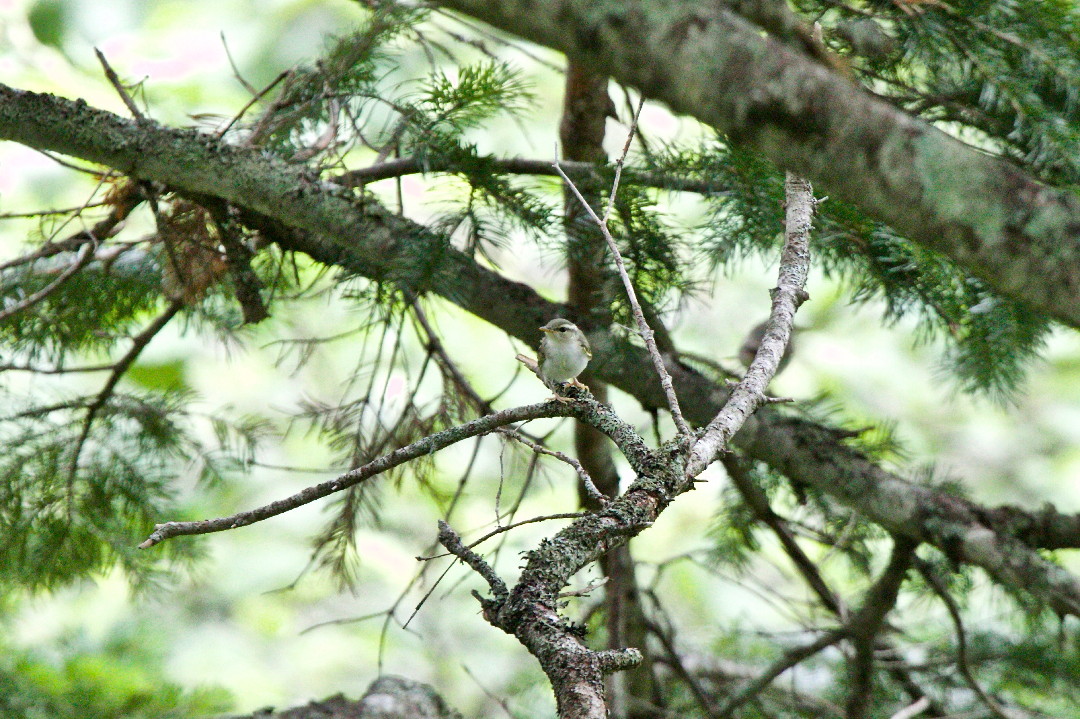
[336,155,729,195]
[461,663,517,719]
[2,178,142,275]
[58,180,143,248]
[0,202,107,220]
[220,32,257,95]
[400,557,458,633]
[409,296,494,415]
[4,400,90,422]
[139,401,579,548]
[0,237,86,272]
[686,173,814,477]
[715,629,846,718]
[723,455,844,617]
[417,511,587,561]
[94,48,143,119]
[35,149,113,176]
[498,428,607,505]
[466,511,585,551]
[0,242,94,323]
[554,99,692,441]
[0,362,115,375]
[430,8,564,72]
[65,300,184,513]
[646,615,722,718]
[298,609,388,635]
[916,559,1014,719]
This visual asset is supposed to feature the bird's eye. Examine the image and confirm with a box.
[558,327,567,332]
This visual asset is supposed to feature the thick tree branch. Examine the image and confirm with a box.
[436,0,1080,329]
[437,395,673,719]
[744,416,1080,616]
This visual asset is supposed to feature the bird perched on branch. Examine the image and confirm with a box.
[538,318,591,392]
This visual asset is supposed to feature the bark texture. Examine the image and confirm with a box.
[436,0,1080,329]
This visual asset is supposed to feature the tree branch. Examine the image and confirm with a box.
[337,155,730,195]
[716,629,846,718]
[0,242,95,323]
[556,100,693,441]
[429,396,675,719]
[744,415,1080,617]
[723,455,945,717]
[686,172,812,477]
[436,0,1080,329]
[844,537,918,719]
[498,428,608,505]
[139,400,581,548]
[437,519,509,601]
[67,299,184,513]
[915,558,1013,719]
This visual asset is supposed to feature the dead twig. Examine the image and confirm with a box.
[716,628,846,718]
[554,98,692,441]
[498,428,607,505]
[916,559,1014,719]
[94,48,144,119]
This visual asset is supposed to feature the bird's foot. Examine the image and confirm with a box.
[546,380,591,404]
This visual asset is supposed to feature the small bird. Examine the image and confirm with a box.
[538,318,592,392]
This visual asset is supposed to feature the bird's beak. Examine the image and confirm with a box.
[538,327,552,333]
